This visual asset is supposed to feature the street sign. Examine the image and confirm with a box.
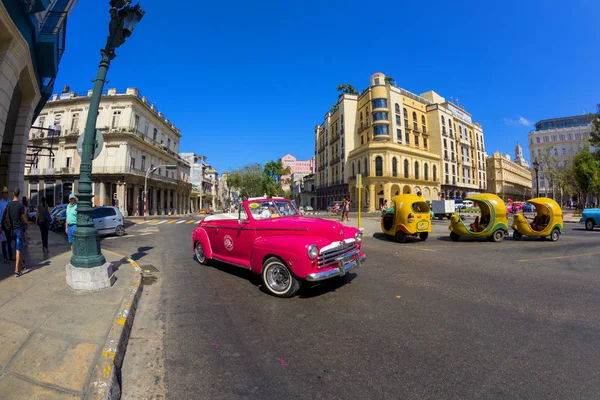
[77,130,104,160]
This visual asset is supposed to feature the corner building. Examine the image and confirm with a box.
[315,72,487,212]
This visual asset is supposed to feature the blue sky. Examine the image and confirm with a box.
[54,0,600,173]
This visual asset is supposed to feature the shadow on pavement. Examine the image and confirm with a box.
[131,246,153,261]
[299,273,357,298]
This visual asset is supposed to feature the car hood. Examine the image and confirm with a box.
[258,217,357,241]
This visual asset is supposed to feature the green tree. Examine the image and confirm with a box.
[572,148,600,208]
[226,164,264,200]
[384,76,396,85]
[588,104,600,157]
[336,84,358,95]
[262,160,291,197]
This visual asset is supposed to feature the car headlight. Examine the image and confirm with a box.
[355,231,363,242]
[308,244,319,260]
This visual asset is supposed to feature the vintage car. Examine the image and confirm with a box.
[581,208,600,231]
[191,197,366,297]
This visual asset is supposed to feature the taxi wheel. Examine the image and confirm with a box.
[492,230,504,242]
[262,257,301,298]
[395,231,407,243]
[585,219,595,231]
[550,228,560,242]
[419,232,429,241]
[513,230,523,241]
[194,242,211,266]
[450,231,460,242]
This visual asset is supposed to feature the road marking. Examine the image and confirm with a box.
[146,220,160,225]
[155,220,169,225]
[186,220,197,224]
[517,251,600,262]
[136,220,150,225]
[421,248,436,252]
[167,220,177,224]
[175,220,187,224]
[105,235,135,240]
[139,232,154,236]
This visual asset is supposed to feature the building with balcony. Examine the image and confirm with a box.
[527,115,594,198]
[279,154,315,191]
[1,0,78,191]
[24,87,192,216]
[486,144,532,201]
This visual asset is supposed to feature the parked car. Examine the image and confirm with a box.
[51,209,67,232]
[51,204,68,218]
[192,197,366,297]
[580,208,600,231]
[523,203,536,212]
[305,206,314,211]
[199,208,214,215]
[92,206,125,236]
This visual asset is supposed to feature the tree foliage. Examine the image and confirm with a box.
[226,161,291,200]
[535,146,576,200]
[588,103,600,157]
[336,84,358,95]
[572,148,600,208]
[384,76,396,85]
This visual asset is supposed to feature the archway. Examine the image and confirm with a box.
[423,188,431,201]
[413,186,422,195]
[391,184,401,197]
[402,185,411,194]
[376,184,384,208]
[432,188,439,200]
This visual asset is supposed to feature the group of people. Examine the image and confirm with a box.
[0,186,79,277]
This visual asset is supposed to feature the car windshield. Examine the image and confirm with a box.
[247,199,299,219]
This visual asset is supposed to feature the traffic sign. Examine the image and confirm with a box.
[77,130,104,160]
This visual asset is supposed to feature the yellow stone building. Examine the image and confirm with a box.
[315,72,488,212]
[486,144,533,201]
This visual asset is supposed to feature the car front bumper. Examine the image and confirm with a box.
[306,253,366,282]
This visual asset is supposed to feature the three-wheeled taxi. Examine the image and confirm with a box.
[512,198,563,241]
[449,193,509,242]
[381,194,431,243]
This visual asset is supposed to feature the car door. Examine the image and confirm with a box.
[103,207,118,232]
[91,208,104,232]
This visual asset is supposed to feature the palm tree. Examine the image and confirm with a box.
[336,84,358,95]
[384,76,396,85]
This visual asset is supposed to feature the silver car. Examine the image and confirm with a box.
[92,206,125,236]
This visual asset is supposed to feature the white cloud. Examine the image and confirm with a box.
[504,116,532,127]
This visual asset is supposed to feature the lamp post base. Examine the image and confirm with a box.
[66,262,116,291]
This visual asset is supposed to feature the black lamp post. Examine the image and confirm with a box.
[533,159,540,198]
[70,1,145,270]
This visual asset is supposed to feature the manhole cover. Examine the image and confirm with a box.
[141,264,160,273]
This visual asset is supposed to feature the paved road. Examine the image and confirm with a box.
[106,219,600,399]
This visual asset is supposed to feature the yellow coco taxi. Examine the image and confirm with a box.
[449,193,509,242]
[512,198,563,241]
[381,194,431,243]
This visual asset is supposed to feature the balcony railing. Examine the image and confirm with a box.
[91,166,180,184]
[357,121,372,134]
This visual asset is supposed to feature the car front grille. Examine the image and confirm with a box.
[317,239,359,269]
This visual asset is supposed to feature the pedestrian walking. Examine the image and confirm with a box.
[36,196,51,253]
[2,187,28,276]
[21,196,29,246]
[0,186,13,263]
[65,194,78,250]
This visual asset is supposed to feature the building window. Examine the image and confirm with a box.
[352,163,355,176]
[442,126,447,135]
[403,108,408,118]
[543,136,550,142]
[375,156,383,176]
[396,115,401,124]
[404,119,409,128]
[360,111,363,121]
[405,132,410,143]
[424,164,429,180]
[363,159,368,176]
[374,125,389,135]
[404,159,409,178]
[141,155,146,170]
[414,162,419,179]
[373,112,388,121]
[441,116,445,125]
[412,111,417,121]
[50,157,55,168]
[153,128,158,141]
[395,103,400,113]
[130,157,135,169]
[444,139,448,148]
[71,113,79,131]
[414,135,419,146]
[167,138,171,149]
[423,138,428,149]
[372,98,387,109]
[111,110,121,128]
[144,122,149,137]
[397,129,402,142]
[392,158,398,177]
[374,78,380,85]
[433,165,437,181]
[39,116,46,128]
[421,115,426,126]
[536,137,540,143]
[413,121,418,130]
[65,157,72,168]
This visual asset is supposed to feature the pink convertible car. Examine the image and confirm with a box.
[192,197,366,297]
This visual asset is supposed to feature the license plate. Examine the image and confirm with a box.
[418,221,428,230]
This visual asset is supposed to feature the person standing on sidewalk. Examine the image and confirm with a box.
[65,194,78,250]
[3,187,28,277]
[0,186,13,263]
[21,196,29,247]
[36,196,50,254]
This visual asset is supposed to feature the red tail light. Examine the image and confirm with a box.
[408,213,415,222]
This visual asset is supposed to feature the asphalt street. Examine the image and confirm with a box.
[105,217,600,400]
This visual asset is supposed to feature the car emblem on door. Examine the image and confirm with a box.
[223,235,234,251]
[340,230,344,236]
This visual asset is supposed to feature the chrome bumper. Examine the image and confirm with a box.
[306,254,366,282]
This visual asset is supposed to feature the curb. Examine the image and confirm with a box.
[86,251,143,400]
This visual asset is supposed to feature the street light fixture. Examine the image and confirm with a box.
[68,1,144,285]
[144,164,177,220]
[533,159,540,198]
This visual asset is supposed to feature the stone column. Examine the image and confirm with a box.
[174,190,179,215]
[368,184,376,212]
[99,183,107,206]
[133,185,140,216]
[383,183,392,204]
[7,104,35,191]
[152,187,158,215]
[117,183,126,216]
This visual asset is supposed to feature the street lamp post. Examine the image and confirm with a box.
[67,1,144,288]
[144,164,177,220]
[533,159,540,198]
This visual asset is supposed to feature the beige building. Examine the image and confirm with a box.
[315,72,488,212]
[486,144,532,201]
[25,87,192,216]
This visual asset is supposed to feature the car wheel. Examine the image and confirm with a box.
[261,257,301,298]
[550,228,560,242]
[492,230,504,242]
[115,225,125,237]
[450,231,460,242]
[194,241,211,265]
[585,219,595,231]
[395,231,407,243]
[513,230,523,241]
[419,232,429,241]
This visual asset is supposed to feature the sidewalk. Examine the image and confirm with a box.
[0,230,141,399]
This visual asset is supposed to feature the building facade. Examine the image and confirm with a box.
[25,87,192,216]
[527,115,594,198]
[315,72,488,212]
[486,144,532,201]
[1,0,78,191]
[279,154,315,191]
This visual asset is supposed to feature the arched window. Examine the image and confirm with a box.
[392,158,398,177]
[360,111,363,121]
[395,103,400,113]
[421,115,426,125]
[412,111,417,121]
[404,159,409,178]
[441,116,445,125]
[403,108,408,118]
[424,163,429,180]
[375,156,383,177]
[433,165,437,181]
[414,161,419,179]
